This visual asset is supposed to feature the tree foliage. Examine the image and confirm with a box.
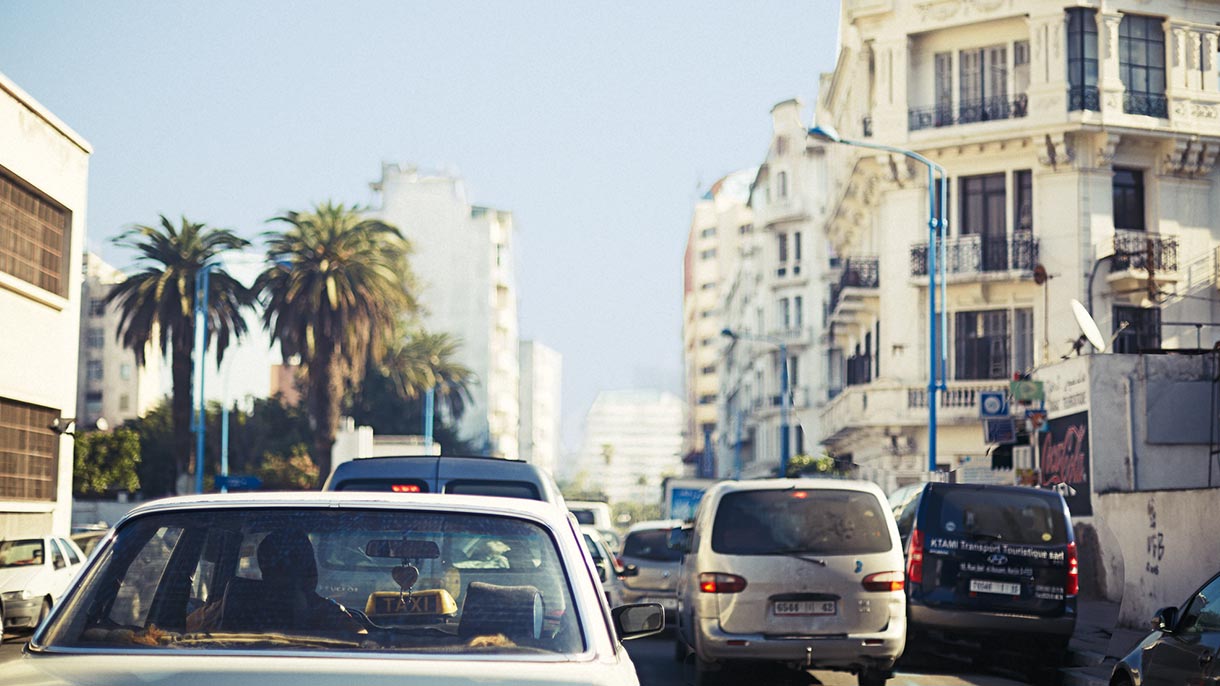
[73,429,141,497]
[785,452,845,478]
[256,444,319,490]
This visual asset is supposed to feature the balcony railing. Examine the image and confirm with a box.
[828,256,880,314]
[1123,92,1168,118]
[1111,230,1178,273]
[820,380,1008,442]
[908,94,1028,131]
[1068,85,1100,112]
[910,232,1038,277]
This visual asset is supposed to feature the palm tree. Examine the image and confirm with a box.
[106,216,253,491]
[256,201,417,481]
[379,328,476,421]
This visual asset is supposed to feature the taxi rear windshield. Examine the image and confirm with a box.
[930,489,1068,545]
[712,489,892,555]
[40,508,583,655]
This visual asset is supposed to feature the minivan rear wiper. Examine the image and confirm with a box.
[771,548,828,566]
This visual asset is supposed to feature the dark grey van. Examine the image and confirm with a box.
[322,455,566,507]
[896,482,1077,675]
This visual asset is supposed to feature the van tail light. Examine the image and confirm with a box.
[1066,541,1079,597]
[906,528,924,585]
[699,572,748,594]
[862,571,905,592]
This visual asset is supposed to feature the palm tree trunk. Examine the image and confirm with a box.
[308,349,342,485]
[171,327,195,493]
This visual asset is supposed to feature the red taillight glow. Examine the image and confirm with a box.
[906,528,924,585]
[699,572,748,594]
[862,571,905,592]
[1066,541,1079,596]
[391,484,422,493]
[792,491,808,499]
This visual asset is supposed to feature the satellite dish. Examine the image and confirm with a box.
[1070,299,1106,353]
[1033,264,1048,286]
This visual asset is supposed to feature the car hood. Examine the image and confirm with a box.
[0,566,42,593]
[7,651,636,686]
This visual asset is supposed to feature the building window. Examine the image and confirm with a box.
[775,136,788,155]
[1014,170,1033,233]
[700,309,714,319]
[739,224,753,235]
[700,338,714,347]
[118,394,130,412]
[1119,14,1167,117]
[954,309,1033,380]
[793,295,803,329]
[120,363,132,380]
[934,51,953,126]
[794,231,802,263]
[700,365,716,375]
[0,169,71,298]
[700,282,715,290]
[1113,306,1161,353]
[777,233,788,262]
[86,327,105,349]
[959,45,1008,124]
[87,360,104,381]
[698,394,717,405]
[699,248,717,260]
[780,298,791,330]
[1067,8,1100,111]
[89,297,106,316]
[0,398,59,501]
[1113,168,1146,231]
[960,173,1008,271]
[700,227,716,238]
[495,243,505,267]
[777,171,788,199]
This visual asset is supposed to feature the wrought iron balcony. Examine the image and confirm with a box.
[1123,92,1168,118]
[1068,85,1100,112]
[908,94,1028,132]
[910,232,1038,278]
[827,256,880,315]
[1111,230,1178,273]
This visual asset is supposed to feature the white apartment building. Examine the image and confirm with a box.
[77,253,162,429]
[817,0,1220,492]
[717,100,833,479]
[681,167,755,475]
[371,164,520,458]
[0,71,91,537]
[573,390,684,505]
[519,340,562,476]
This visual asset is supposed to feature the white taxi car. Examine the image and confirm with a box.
[1,535,87,638]
[9,492,662,685]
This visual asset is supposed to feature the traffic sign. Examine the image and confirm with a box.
[215,475,262,490]
[979,391,1009,418]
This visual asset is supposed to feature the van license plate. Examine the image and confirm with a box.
[772,600,836,616]
[969,579,1021,596]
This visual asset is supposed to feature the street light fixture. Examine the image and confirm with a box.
[721,327,790,478]
[808,122,948,473]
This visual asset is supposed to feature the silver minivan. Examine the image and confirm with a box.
[671,479,906,686]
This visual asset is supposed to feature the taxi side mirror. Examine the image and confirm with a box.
[612,603,664,640]
[1152,606,1178,632]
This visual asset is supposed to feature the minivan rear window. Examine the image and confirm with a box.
[571,510,596,525]
[445,480,540,500]
[712,489,892,555]
[931,489,1067,545]
[622,529,683,562]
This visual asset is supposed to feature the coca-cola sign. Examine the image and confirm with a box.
[1040,410,1091,516]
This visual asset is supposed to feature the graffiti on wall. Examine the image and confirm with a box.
[1040,410,1092,516]
[1145,500,1164,576]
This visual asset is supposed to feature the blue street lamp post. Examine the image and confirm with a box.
[808,123,948,472]
[192,262,219,494]
[721,328,790,477]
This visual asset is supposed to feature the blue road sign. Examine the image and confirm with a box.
[215,475,262,490]
[979,391,1009,418]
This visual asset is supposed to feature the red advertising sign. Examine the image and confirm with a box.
[1040,411,1091,516]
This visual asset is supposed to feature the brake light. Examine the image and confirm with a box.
[906,528,924,585]
[699,572,748,593]
[1066,541,1079,596]
[391,484,422,493]
[862,571,905,592]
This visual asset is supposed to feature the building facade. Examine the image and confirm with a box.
[519,340,562,475]
[817,0,1220,492]
[681,167,755,474]
[371,164,520,458]
[572,390,684,505]
[0,71,91,537]
[716,100,833,479]
[76,253,162,429]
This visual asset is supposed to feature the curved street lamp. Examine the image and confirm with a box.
[721,327,790,478]
[808,123,948,472]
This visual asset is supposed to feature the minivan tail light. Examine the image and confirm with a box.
[907,528,924,585]
[862,571,905,592]
[1066,541,1079,596]
[699,572,747,594]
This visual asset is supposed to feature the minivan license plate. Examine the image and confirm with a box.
[772,600,836,616]
[969,579,1021,596]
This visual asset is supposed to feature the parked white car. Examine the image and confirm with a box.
[10,492,663,686]
[0,535,86,639]
[671,479,906,686]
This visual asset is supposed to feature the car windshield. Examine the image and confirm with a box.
[0,539,45,567]
[933,489,1068,545]
[621,529,682,562]
[40,507,584,655]
[711,489,893,556]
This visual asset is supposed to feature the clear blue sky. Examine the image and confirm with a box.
[0,1,840,452]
